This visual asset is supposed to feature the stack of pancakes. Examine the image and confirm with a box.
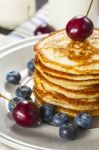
[33,29,99,117]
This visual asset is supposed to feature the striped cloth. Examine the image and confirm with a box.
[9,4,49,40]
[6,3,99,41]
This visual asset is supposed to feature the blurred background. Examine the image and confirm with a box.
[36,0,47,9]
[0,0,98,44]
[0,0,48,34]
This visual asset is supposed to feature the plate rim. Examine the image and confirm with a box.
[0,34,47,54]
[0,35,53,150]
[0,133,52,150]
[0,35,99,150]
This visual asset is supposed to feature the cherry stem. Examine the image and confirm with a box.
[86,0,94,17]
[0,93,15,106]
[0,93,11,102]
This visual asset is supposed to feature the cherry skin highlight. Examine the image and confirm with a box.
[66,16,94,41]
[12,101,40,127]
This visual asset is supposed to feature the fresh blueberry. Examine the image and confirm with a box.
[8,101,15,112]
[74,113,92,129]
[28,70,33,76]
[12,97,22,104]
[40,104,55,123]
[52,113,69,127]
[6,71,21,84]
[15,86,32,99]
[27,59,34,72]
[59,123,77,140]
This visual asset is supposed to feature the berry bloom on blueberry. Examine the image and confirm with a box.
[40,103,55,123]
[15,86,32,99]
[52,113,69,127]
[6,71,21,85]
[59,123,77,140]
[74,113,92,129]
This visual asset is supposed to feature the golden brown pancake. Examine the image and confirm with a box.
[34,86,99,109]
[35,95,99,117]
[34,29,99,75]
[35,58,99,80]
[33,29,99,117]
[34,70,99,99]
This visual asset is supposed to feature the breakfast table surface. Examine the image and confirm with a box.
[0,4,48,150]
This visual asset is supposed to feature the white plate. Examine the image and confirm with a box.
[0,36,99,150]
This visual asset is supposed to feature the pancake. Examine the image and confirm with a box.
[34,70,99,99]
[35,58,99,80]
[35,63,99,88]
[34,86,99,109]
[35,95,99,117]
[33,29,99,117]
[34,29,99,75]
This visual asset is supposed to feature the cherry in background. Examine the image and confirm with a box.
[34,24,55,35]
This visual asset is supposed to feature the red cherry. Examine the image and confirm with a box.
[66,16,94,41]
[34,24,55,35]
[12,101,40,127]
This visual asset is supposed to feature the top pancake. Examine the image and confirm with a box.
[34,29,99,75]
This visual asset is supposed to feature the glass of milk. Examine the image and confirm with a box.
[49,0,99,29]
[0,0,36,29]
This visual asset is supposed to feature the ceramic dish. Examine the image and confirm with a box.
[0,36,99,150]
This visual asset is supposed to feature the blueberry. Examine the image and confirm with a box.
[15,86,32,99]
[8,101,15,112]
[74,113,92,129]
[52,113,69,127]
[59,123,77,140]
[6,71,21,84]
[13,97,31,103]
[12,97,22,104]
[27,59,34,72]
[40,104,55,123]
[28,70,33,76]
